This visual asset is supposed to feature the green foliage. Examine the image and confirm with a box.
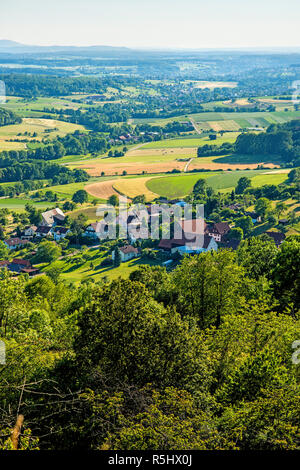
[72,189,88,204]
[33,240,61,263]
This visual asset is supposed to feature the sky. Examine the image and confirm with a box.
[1,0,300,49]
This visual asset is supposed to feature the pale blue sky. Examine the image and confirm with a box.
[1,0,300,49]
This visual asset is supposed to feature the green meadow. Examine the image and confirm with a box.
[146,169,273,198]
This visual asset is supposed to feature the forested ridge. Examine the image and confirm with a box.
[0,237,299,450]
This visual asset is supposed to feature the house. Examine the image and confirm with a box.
[112,245,139,262]
[84,221,110,240]
[245,212,262,224]
[177,235,218,254]
[158,234,218,255]
[84,223,100,239]
[9,258,32,273]
[4,238,30,250]
[224,203,243,211]
[279,219,289,226]
[41,208,65,227]
[52,226,70,241]
[206,222,231,242]
[266,231,286,247]
[36,226,52,238]
[20,225,37,240]
[0,260,10,269]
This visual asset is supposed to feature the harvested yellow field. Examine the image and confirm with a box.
[0,118,85,141]
[85,180,120,199]
[126,147,196,157]
[208,121,223,132]
[223,98,252,106]
[78,160,186,176]
[0,137,26,150]
[113,177,159,201]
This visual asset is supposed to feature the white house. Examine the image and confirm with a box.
[112,245,139,262]
[4,238,30,250]
[20,225,37,240]
[158,234,218,255]
[41,208,65,227]
[52,226,70,241]
[35,226,52,238]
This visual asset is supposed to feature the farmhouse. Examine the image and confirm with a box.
[41,208,65,227]
[84,221,109,239]
[158,234,218,254]
[52,226,70,241]
[36,226,52,238]
[9,258,32,273]
[4,238,30,250]
[206,222,231,242]
[112,245,139,262]
[20,225,37,240]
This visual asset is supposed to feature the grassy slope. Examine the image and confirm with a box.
[146,170,265,198]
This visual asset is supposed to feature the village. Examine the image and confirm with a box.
[0,198,286,281]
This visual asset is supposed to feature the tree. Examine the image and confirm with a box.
[173,250,247,328]
[72,190,88,205]
[34,241,61,263]
[132,195,146,204]
[237,236,278,280]
[255,198,271,221]
[108,194,118,206]
[74,279,212,390]
[235,177,251,195]
[271,237,300,311]
[62,201,76,211]
[0,241,8,260]
[113,247,121,267]
[235,216,253,237]
[46,265,63,283]
[227,227,243,241]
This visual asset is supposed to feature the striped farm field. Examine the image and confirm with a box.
[141,132,240,149]
[112,177,159,201]
[251,173,288,187]
[85,179,120,199]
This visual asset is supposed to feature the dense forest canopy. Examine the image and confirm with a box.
[0,239,299,450]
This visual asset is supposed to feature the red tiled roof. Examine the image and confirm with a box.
[0,260,9,267]
[5,238,29,246]
[120,245,139,254]
[209,222,230,235]
[11,259,32,267]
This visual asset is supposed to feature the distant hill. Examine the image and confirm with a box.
[0,39,131,55]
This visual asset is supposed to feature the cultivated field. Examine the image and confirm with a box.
[112,177,159,201]
[145,169,277,199]
[0,117,86,150]
[85,179,120,199]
